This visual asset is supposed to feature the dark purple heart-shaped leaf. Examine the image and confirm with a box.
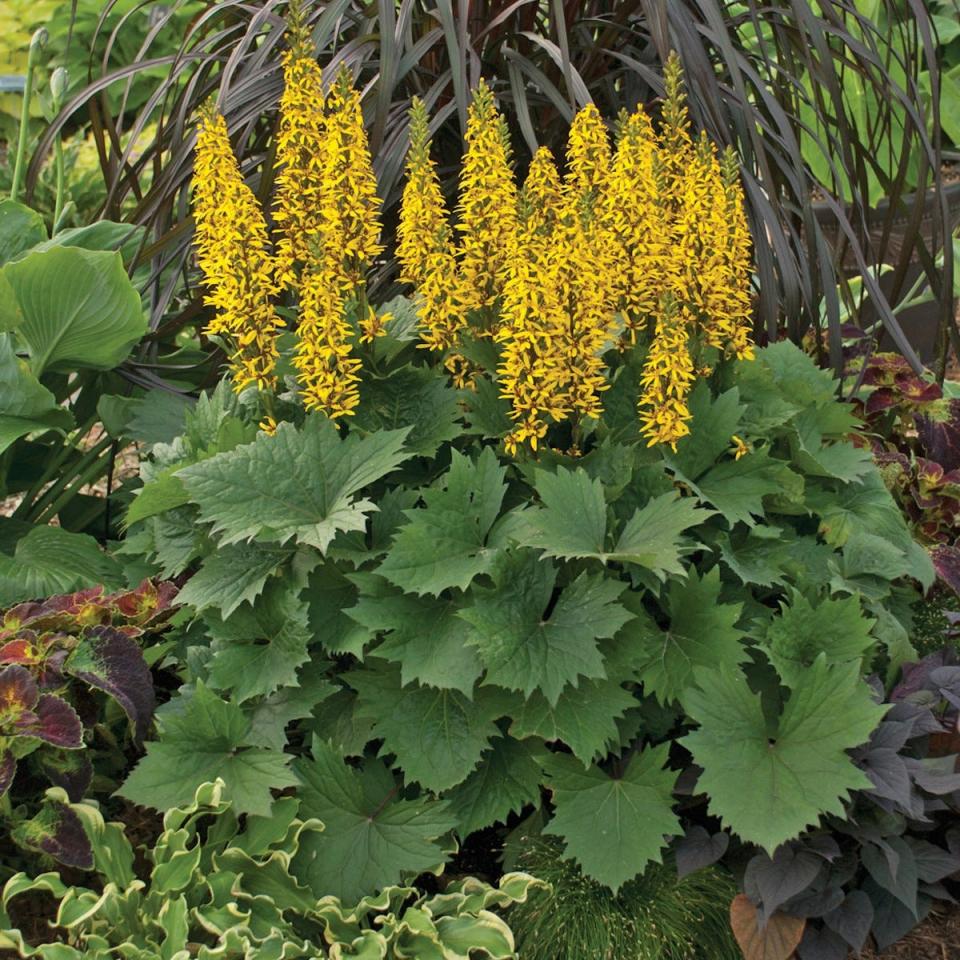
[35,749,93,802]
[797,923,848,960]
[64,626,155,743]
[0,750,16,797]
[745,846,824,921]
[13,799,93,870]
[0,664,39,723]
[675,825,729,878]
[824,890,874,952]
[15,695,83,749]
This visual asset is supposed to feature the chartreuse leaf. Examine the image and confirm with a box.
[205,580,313,703]
[348,584,482,694]
[378,447,508,595]
[459,549,632,705]
[444,737,547,835]
[178,416,410,551]
[292,739,457,902]
[682,657,886,855]
[0,527,122,606]
[3,247,146,375]
[544,745,681,891]
[763,591,876,689]
[348,664,502,791]
[626,568,746,706]
[119,684,297,816]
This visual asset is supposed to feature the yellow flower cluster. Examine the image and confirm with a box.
[192,110,284,393]
[397,55,753,453]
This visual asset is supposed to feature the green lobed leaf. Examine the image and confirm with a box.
[178,416,411,551]
[682,657,886,855]
[305,563,376,657]
[459,549,632,705]
[377,447,507,595]
[543,745,681,891]
[292,739,457,902]
[524,468,608,560]
[666,383,745,481]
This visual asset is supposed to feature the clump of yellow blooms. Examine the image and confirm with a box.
[192,109,284,393]
[396,53,753,452]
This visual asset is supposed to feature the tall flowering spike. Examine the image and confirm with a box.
[638,295,697,449]
[273,39,326,288]
[193,109,283,392]
[519,146,563,237]
[457,79,519,317]
[659,52,693,205]
[397,98,469,352]
[321,65,383,281]
[604,104,671,341]
[564,102,611,201]
[719,146,755,360]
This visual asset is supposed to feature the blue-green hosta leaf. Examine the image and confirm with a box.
[176,542,292,618]
[544,745,681,891]
[178,416,410,551]
[3,247,145,375]
[349,585,482,694]
[627,568,746,706]
[0,527,122,606]
[353,364,462,456]
[444,737,547,835]
[205,581,313,703]
[292,739,457,902]
[119,684,297,816]
[459,550,632,705]
[377,447,507,595]
[348,665,502,792]
[762,591,876,689]
[682,657,886,855]
[0,335,72,454]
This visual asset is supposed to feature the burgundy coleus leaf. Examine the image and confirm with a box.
[0,634,41,666]
[865,388,901,418]
[13,799,93,870]
[36,749,93,802]
[111,579,179,626]
[863,353,913,386]
[894,372,942,406]
[64,626,155,743]
[0,664,39,726]
[916,399,960,472]
[0,750,16,797]
[14,695,83,749]
[932,544,960,598]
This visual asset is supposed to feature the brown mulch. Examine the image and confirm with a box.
[861,905,960,960]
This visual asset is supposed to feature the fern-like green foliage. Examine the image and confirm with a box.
[506,835,739,960]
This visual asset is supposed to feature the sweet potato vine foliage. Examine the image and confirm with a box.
[119,34,934,906]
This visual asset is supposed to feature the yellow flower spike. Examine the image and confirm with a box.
[659,51,694,207]
[192,109,283,393]
[359,306,390,344]
[457,79,519,318]
[518,146,563,237]
[564,102,611,201]
[719,146,755,360]
[273,42,326,288]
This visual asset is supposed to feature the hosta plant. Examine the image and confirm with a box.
[0,580,174,869]
[0,780,543,959]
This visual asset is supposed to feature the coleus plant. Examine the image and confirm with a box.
[117,335,946,927]
[849,350,960,595]
[0,579,174,867]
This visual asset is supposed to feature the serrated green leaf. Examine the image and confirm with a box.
[350,587,482,694]
[682,657,886,854]
[0,526,122,606]
[349,665,501,791]
[245,670,335,751]
[460,375,512,438]
[354,365,462,456]
[179,416,410,551]
[378,447,507,595]
[666,384,744,481]
[119,684,297,816]
[304,562,375,657]
[627,568,746,706]
[176,542,292,618]
[205,581,312,702]
[544,745,680,891]
[524,468,607,559]
[763,591,875,688]
[505,678,637,764]
[460,550,632,704]
[790,407,873,482]
[444,737,546,835]
[292,739,457,902]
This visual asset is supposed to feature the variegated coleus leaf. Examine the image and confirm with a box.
[0,664,83,752]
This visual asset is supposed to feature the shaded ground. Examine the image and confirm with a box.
[863,906,960,960]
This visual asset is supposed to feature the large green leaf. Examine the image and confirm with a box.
[0,335,72,454]
[3,247,146,375]
[349,664,501,792]
[119,684,297,816]
[292,739,456,902]
[178,416,410,551]
[0,199,46,267]
[377,447,507,595]
[543,745,681,891]
[682,657,886,854]
[459,550,632,705]
[0,526,122,606]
